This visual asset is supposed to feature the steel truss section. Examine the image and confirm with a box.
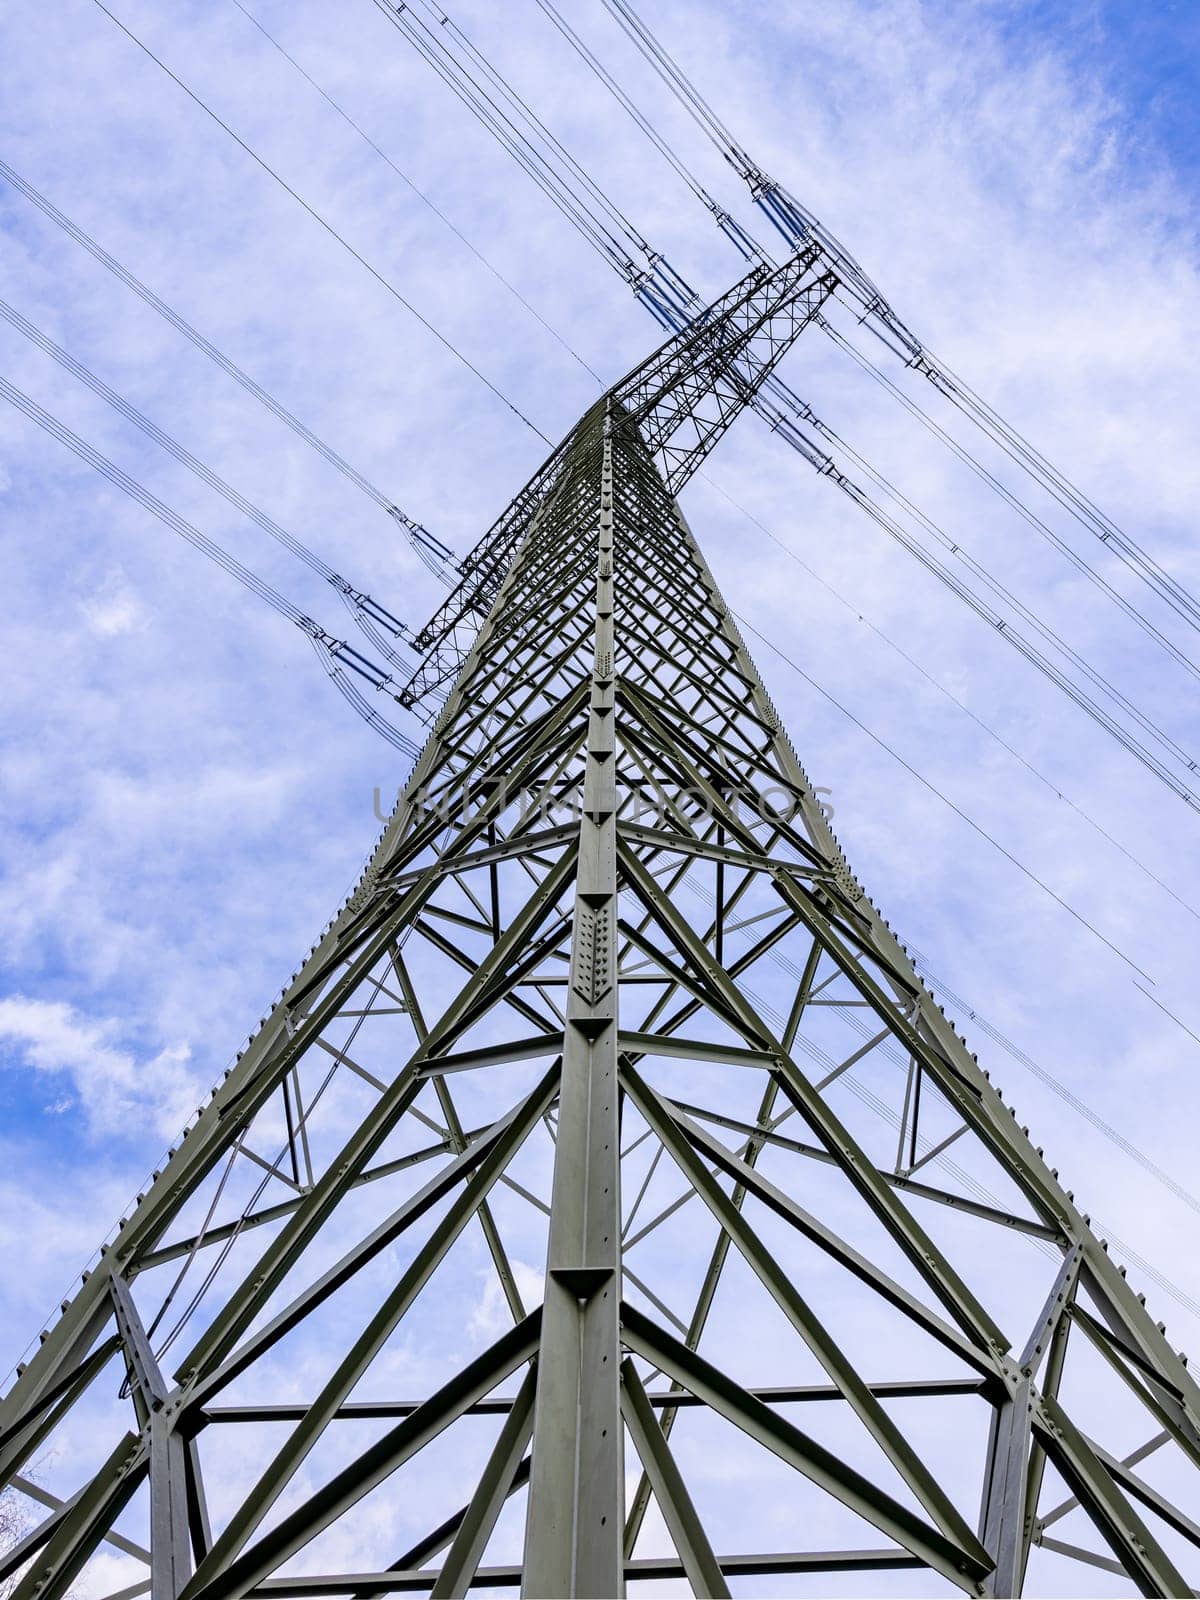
[1,271,1198,1600]
[399,247,835,713]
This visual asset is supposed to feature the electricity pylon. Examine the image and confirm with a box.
[2,249,1197,1600]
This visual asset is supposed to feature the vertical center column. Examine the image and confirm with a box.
[523,408,623,1598]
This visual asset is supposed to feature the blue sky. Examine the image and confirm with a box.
[1000,0,1200,183]
[1,0,1199,1589]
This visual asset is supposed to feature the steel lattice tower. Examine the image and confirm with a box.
[2,251,1198,1600]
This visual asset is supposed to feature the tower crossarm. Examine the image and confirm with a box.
[400,245,835,712]
[610,239,834,491]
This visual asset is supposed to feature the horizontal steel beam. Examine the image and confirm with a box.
[249,1548,925,1593]
[201,1376,986,1426]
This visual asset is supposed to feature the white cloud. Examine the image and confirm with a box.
[0,994,198,1138]
[469,1258,546,1341]
[78,568,145,637]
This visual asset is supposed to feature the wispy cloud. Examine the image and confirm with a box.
[78,567,146,637]
[0,993,198,1135]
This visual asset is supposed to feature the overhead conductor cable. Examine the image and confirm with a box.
[599,0,1200,637]
[225,0,600,380]
[0,156,459,587]
[0,372,420,759]
[0,296,416,671]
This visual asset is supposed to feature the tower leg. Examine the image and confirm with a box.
[980,1378,1030,1597]
[524,416,624,1598]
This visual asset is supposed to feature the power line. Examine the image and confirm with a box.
[912,341,1200,634]
[749,393,1200,811]
[0,295,415,671]
[703,937,1200,1326]
[820,312,1200,654]
[0,370,420,759]
[532,0,712,213]
[785,405,1200,799]
[377,0,636,272]
[702,471,1200,925]
[904,949,1200,1219]
[733,610,1155,981]
[601,0,751,167]
[0,157,458,583]
[88,0,552,444]
[1132,982,1200,1052]
[533,0,768,266]
[598,0,1200,646]
[225,0,602,383]
[406,0,651,257]
[366,0,699,325]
